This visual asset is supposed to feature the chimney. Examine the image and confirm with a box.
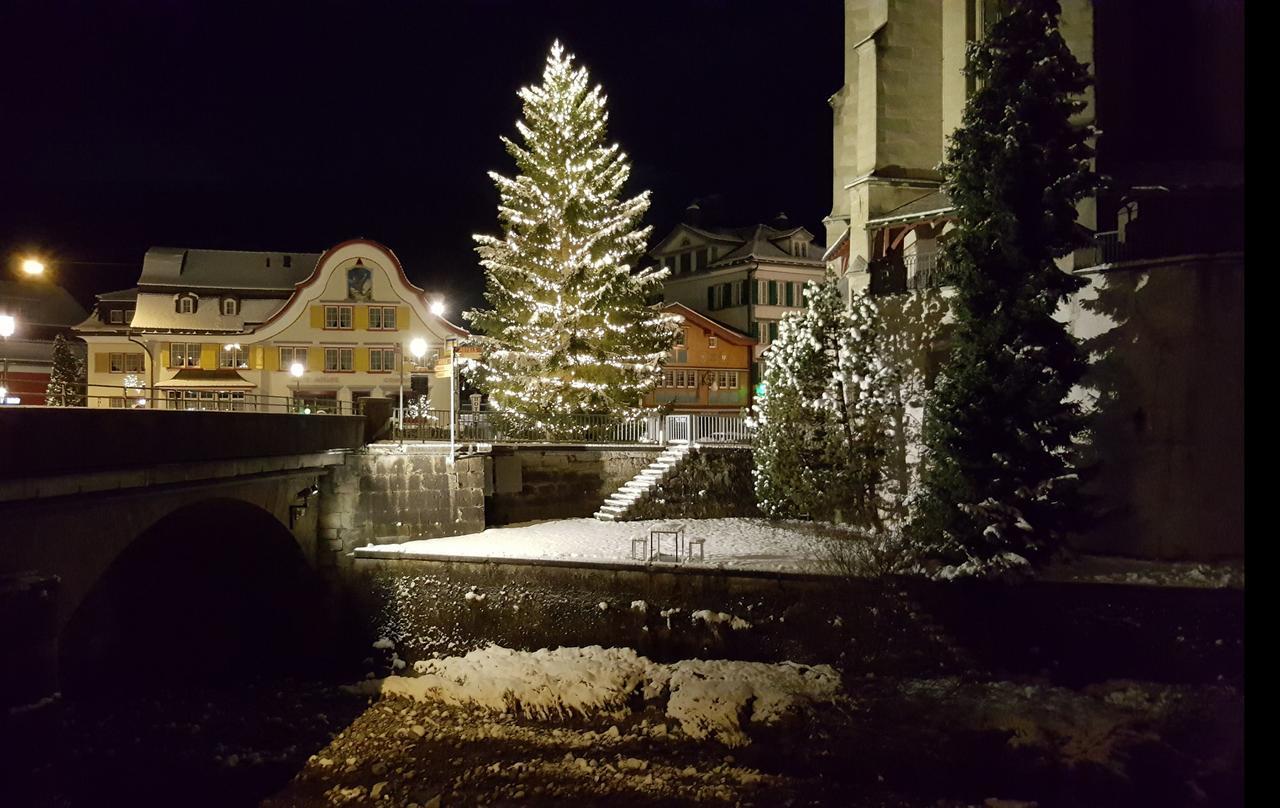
[683,200,704,227]
[772,211,791,229]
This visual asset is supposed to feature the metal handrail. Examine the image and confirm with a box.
[17,381,354,414]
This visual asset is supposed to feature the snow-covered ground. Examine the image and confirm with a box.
[350,644,842,748]
[358,516,1244,588]
[358,517,828,575]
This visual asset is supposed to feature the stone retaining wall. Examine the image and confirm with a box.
[318,446,486,569]
[485,445,663,524]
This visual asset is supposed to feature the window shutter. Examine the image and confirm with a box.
[354,305,370,331]
[310,306,324,329]
[707,287,715,310]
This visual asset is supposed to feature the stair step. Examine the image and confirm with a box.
[594,512,617,521]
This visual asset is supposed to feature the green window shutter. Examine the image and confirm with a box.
[768,321,779,342]
[785,282,794,306]
[707,286,716,310]
[750,281,758,304]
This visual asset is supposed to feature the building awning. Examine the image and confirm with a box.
[154,369,256,389]
[865,190,955,228]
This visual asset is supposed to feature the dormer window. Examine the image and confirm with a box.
[176,294,197,314]
[109,309,124,324]
[283,255,292,268]
[792,241,807,257]
[221,297,238,316]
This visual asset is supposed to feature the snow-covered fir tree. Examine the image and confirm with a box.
[45,333,85,406]
[752,276,901,527]
[912,0,1097,565]
[465,42,679,436]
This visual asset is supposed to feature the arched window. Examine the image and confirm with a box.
[177,295,197,314]
[221,297,238,316]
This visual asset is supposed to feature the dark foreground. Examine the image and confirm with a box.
[10,670,1242,808]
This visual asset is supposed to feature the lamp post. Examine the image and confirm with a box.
[0,314,15,405]
[290,361,304,413]
[400,337,428,446]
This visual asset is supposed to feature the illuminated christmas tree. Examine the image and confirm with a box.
[466,41,678,436]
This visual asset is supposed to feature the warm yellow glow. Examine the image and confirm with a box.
[21,258,45,276]
[290,362,305,378]
[0,314,14,338]
[410,337,428,359]
[0,386,7,401]
[430,299,446,317]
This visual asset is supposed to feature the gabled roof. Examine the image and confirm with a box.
[96,287,140,302]
[138,247,321,292]
[0,281,88,326]
[709,224,825,269]
[661,302,755,346]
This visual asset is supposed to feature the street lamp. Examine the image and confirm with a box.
[0,314,14,403]
[400,337,428,445]
[290,361,304,413]
[21,259,45,277]
[430,299,446,317]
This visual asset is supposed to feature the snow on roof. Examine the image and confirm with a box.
[0,280,88,326]
[95,287,140,302]
[130,291,287,333]
[661,303,756,345]
[138,247,321,292]
[154,369,257,389]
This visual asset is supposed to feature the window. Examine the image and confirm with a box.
[170,342,201,367]
[109,353,124,373]
[368,306,398,330]
[324,305,353,329]
[750,281,759,305]
[694,248,708,271]
[768,321,779,343]
[221,298,238,316]
[716,371,739,389]
[109,309,123,324]
[708,335,718,349]
[785,282,795,307]
[178,296,195,314]
[324,347,354,372]
[662,370,675,387]
[219,345,247,369]
[279,346,307,370]
[124,309,134,324]
[792,241,807,257]
[767,281,779,305]
[369,348,396,372]
[283,255,292,268]
[124,354,143,373]
[738,279,750,306]
[679,252,692,274]
[674,329,686,348]
[722,282,732,308]
[685,370,698,389]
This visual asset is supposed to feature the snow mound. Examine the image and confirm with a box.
[354,645,842,747]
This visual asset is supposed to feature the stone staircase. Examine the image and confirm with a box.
[593,443,693,521]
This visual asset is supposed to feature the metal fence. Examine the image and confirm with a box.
[395,409,753,446]
[14,381,354,415]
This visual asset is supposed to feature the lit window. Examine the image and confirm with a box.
[708,336,718,349]
[109,353,124,373]
[662,370,674,388]
[324,305,353,329]
[219,345,247,369]
[279,346,307,370]
[369,348,396,372]
[324,347,354,371]
[369,306,396,330]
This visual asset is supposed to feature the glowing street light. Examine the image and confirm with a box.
[21,258,45,277]
[290,361,305,412]
[400,336,430,446]
[0,314,14,338]
[430,299,446,317]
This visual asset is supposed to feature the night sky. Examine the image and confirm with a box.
[0,0,843,313]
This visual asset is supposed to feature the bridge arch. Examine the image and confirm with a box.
[58,497,332,693]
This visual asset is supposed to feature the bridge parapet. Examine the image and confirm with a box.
[0,407,364,480]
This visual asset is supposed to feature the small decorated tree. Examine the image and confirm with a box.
[466,42,679,437]
[912,0,1097,566]
[45,333,85,406]
[752,276,902,527]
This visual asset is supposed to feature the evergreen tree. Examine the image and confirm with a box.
[913,0,1096,564]
[466,42,678,436]
[752,276,901,527]
[45,333,85,406]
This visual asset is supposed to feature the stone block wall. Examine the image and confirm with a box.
[626,447,760,521]
[318,446,486,569]
[486,445,662,524]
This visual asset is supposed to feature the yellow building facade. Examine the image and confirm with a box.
[75,239,464,413]
[645,303,755,414]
